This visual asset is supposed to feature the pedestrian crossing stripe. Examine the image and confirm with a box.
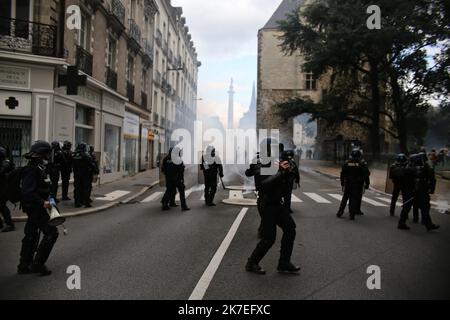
[96,190,131,201]
[362,197,388,207]
[291,194,303,203]
[376,197,402,206]
[304,193,331,204]
[176,188,193,201]
[328,194,343,201]
[142,192,163,203]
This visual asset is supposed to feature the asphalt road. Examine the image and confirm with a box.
[1,164,449,300]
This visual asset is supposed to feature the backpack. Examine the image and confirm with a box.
[6,167,24,204]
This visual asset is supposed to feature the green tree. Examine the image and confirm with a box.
[276,0,449,157]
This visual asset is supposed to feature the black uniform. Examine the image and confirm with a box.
[18,158,58,275]
[245,156,299,274]
[389,162,405,216]
[200,147,224,206]
[87,146,100,205]
[60,142,73,201]
[281,151,300,213]
[396,165,418,228]
[0,154,15,231]
[339,158,370,220]
[161,148,189,211]
[72,144,94,208]
[48,143,65,200]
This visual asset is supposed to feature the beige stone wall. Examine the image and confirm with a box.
[92,9,107,83]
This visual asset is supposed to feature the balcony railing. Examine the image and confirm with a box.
[106,67,117,90]
[141,92,147,109]
[162,40,168,55]
[155,29,162,47]
[76,46,93,75]
[0,17,57,57]
[127,81,135,102]
[143,39,153,64]
[128,19,141,44]
[161,78,168,93]
[111,0,125,26]
[153,113,159,125]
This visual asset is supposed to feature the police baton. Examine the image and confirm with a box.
[219,175,226,190]
[401,196,416,208]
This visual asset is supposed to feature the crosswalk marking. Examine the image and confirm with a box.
[176,188,193,201]
[96,190,131,201]
[376,197,402,206]
[362,197,388,207]
[304,193,331,204]
[328,194,343,201]
[291,194,303,203]
[141,192,163,203]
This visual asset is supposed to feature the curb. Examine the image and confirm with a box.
[12,180,160,223]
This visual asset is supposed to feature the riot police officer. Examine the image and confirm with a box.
[72,143,93,208]
[389,154,408,216]
[161,147,190,211]
[48,141,64,202]
[201,146,224,207]
[281,150,300,214]
[17,141,58,276]
[60,141,73,201]
[399,153,440,231]
[337,149,370,221]
[0,147,15,232]
[87,145,100,205]
[245,139,300,275]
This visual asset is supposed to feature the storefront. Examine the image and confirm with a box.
[123,111,140,176]
[101,92,125,183]
[0,61,60,166]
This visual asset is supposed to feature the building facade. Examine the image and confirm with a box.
[0,0,199,183]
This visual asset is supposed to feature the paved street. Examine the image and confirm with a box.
[1,163,449,300]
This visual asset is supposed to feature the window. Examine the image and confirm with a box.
[104,124,121,174]
[127,56,134,82]
[107,36,116,69]
[305,72,317,91]
[0,0,31,38]
[142,69,147,91]
[79,11,91,50]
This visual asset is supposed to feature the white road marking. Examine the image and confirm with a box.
[189,208,248,300]
[328,194,343,201]
[291,194,303,203]
[376,197,402,206]
[200,194,205,201]
[176,188,193,201]
[362,197,388,207]
[141,192,163,203]
[96,191,131,201]
[304,193,331,204]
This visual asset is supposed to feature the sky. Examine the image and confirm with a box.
[171,0,283,127]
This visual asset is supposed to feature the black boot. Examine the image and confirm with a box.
[336,211,344,218]
[426,224,440,231]
[30,263,52,276]
[277,262,301,274]
[162,205,171,211]
[245,259,266,275]
[2,224,15,233]
[398,223,411,230]
[182,206,191,212]
[17,264,33,275]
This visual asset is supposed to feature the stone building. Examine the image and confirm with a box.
[257,0,394,160]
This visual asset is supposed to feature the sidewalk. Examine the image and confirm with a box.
[301,160,450,202]
[11,168,161,222]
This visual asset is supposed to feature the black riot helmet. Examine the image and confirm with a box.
[350,149,363,161]
[25,141,52,159]
[76,142,88,153]
[206,145,216,158]
[0,147,6,161]
[410,153,426,167]
[63,141,72,151]
[89,145,95,154]
[396,154,408,165]
[51,141,61,151]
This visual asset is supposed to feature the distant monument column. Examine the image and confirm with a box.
[228,78,235,130]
